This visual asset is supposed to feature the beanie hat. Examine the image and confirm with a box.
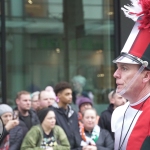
[113,0,150,70]
[45,86,56,100]
[37,108,52,123]
[45,86,53,91]
[78,96,93,108]
[0,104,13,116]
[48,91,56,100]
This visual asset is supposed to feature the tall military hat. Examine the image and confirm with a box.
[113,0,150,69]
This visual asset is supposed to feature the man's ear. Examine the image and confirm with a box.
[57,93,61,99]
[16,98,19,105]
[111,98,115,104]
[143,71,150,83]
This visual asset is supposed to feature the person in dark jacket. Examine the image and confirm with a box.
[0,104,19,149]
[98,103,114,139]
[9,91,40,150]
[51,81,82,150]
[80,108,114,150]
[98,90,126,139]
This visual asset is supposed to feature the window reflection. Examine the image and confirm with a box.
[25,0,63,18]
[2,0,115,111]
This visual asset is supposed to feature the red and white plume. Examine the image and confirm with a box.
[138,0,150,29]
[121,0,150,30]
[121,0,142,21]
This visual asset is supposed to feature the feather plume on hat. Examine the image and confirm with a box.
[121,0,142,21]
[113,0,150,69]
[121,0,150,30]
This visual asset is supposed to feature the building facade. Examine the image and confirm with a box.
[0,0,132,112]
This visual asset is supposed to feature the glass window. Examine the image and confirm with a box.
[2,0,115,113]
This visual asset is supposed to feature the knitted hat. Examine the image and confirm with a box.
[48,91,56,100]
[0,104,13,116]
[45,86,56,100]
[78,97,93,108]
[37,108,53,123]
[45,86,53,91]
[113,0,150,69]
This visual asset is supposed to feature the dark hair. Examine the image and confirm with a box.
[54,81,72,95]
[37,107,54,123]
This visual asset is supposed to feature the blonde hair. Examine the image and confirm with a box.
[82,108,97,117]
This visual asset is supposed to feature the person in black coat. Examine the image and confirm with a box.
[98,104,114,139]
[52,81,82,150]
[98,90,126,139]
[9,91,40,150]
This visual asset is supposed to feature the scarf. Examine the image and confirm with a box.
[79,122,100,146]
[0,135,9,150]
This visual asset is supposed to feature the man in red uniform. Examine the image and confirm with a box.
[111,0,150,150]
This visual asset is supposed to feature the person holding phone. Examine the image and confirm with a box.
[13,110,19,120]
[0,104,19,149]
[9,91,40,150]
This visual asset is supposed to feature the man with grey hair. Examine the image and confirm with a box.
[31,91,40,111]
[98,90,126,139]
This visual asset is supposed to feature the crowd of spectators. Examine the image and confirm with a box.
[0,81,126,150]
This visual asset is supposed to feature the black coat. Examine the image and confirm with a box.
[98,104,114,139]
[51,105,82,150]
[9,109,40,150]
[84,128,114,150]
[96,129,114,150]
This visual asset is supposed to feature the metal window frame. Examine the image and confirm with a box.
[0,0,7,104]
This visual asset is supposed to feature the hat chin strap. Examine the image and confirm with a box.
[119,65,145,96]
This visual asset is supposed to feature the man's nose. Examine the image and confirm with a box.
[27,100,31,106]
[113,69,120,79]
[70,95,72,99]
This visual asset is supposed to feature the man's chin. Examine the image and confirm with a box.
[116,88,125,95]
[25,108,31,111]
[68,100,72,104]
[116,88,121,94]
